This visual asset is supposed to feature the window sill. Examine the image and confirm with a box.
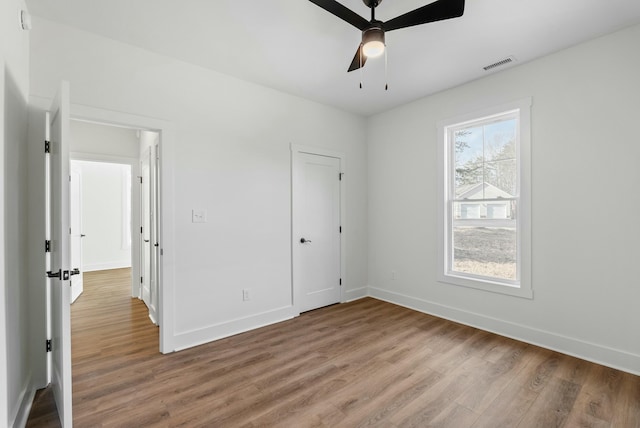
[438,272,533,299]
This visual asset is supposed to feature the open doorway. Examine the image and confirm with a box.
[69,160,132,303]
[69,119,161,326]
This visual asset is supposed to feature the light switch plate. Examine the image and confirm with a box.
[192,209,207,223]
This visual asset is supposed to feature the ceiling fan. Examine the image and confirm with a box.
[308,0,465,72]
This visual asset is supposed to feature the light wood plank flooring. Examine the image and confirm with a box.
[27,268,640,427]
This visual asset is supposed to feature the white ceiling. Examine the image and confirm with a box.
[25,0,640,116]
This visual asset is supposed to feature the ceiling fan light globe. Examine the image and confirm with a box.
[362,25,385,58]
[363,41,385,57]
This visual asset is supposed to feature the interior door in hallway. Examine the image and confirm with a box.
[140,148,151,311]
[70,162,83,303]
[46,81,73,427]
[140,142,159,325]
[294,152,342,312]
[150,142,160,324]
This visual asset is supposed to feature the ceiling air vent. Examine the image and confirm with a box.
[483,56,517,71]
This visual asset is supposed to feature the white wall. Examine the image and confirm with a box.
[2,0,33,426]
[29,18,368,351]
[367,23,640,374]
[72,160,132,271]
[71,119,139,159]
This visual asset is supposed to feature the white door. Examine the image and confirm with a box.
[140,150,151,310]
[46,81,73,427]
[139,144,159,324]
[70,163,83,303]
[150,142,160,324]
[294,152,342,312]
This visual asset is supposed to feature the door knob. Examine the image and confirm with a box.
[300,238,312,243]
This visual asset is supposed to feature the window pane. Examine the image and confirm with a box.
[454,127,483,195]
[452,226,516,280]
[484,119,516,162]
[484,158,517,196]
[453,118,517,199]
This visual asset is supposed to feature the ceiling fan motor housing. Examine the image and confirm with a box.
[362,23,385,47]
[362,0,382,7]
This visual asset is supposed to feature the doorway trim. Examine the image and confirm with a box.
[70,103,176,353]
[290,144,347,314]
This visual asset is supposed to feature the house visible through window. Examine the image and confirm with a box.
[438,99,532,298]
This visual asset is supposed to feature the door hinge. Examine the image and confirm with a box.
[139,176,143,184]
[46,339,52,352]
[140,276,143,284]
[45,240,51,253]
[140,226,143,234]
[339,226,342,234]
[339,173,343,181]
[339,278,342,286]
[44,140,50,153]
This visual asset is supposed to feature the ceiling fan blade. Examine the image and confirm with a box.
[347,45,367,72]
[383,0,465,32]
[308,0,370,31]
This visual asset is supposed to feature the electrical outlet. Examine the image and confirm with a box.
[242,289,250,301]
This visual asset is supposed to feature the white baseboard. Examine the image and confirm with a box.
[10,378,35,428]
[148,307,158,326]
[344,286,368,302]
[369,286,640,376]
[168,287,368,353]
[83,261,132,272]
[171,305,297,352]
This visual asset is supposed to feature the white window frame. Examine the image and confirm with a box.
[437,98,532,299]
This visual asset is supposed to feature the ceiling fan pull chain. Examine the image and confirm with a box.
[384,46,388,91]
[359,45,364,89]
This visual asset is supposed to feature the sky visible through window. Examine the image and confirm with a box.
[455,119,516,164]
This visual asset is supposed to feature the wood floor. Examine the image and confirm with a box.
[27,269,640,427]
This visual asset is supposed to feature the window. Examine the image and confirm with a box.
[438,99,532,298]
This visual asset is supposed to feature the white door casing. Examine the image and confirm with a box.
[70,162,83,303]
[67,103,173,353]
[46,81,73,427]
[292,146,343,313]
